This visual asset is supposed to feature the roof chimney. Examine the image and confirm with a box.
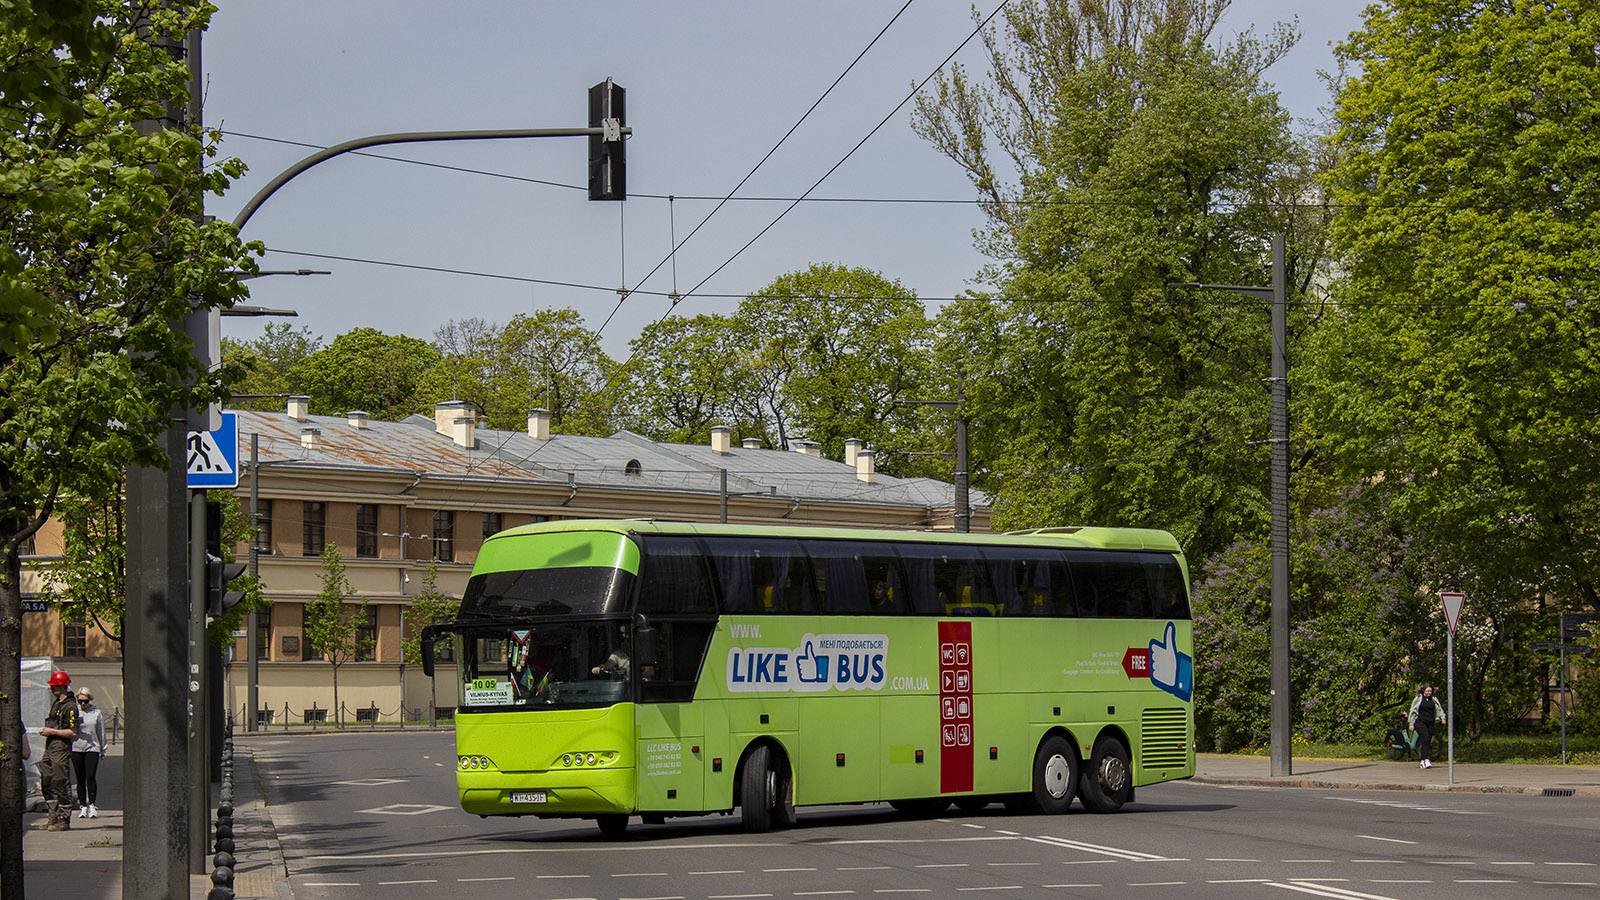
[844,438,863,467]
[742,437,762,450]
[795,440,822,458]
[347,410,368,430]
[287,395,309,422]
[434,400,470,436]
[452,414,476,449]
[528,408,551,441]
[855,448,876,483]
[300,427,322,450]
[710,425,731,455]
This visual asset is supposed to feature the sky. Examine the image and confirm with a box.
[203,1,1370,360]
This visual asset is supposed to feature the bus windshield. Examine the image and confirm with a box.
[455,619,632,710]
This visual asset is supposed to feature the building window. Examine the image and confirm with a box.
[528,514,548,525]
[356,504,378,558]
[257,499,273,555]
[432,510,454,562]
[62,613,86,658]
[482,512,502,540]
[302,502,325,557]
[255,607,272,661]
[357,606,377,662]
[299,606,320,661]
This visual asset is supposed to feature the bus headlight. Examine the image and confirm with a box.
[562,754,572,766]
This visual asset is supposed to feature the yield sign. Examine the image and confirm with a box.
[1440,592,1466,635]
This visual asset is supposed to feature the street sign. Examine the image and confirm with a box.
[1531,641,1563,650]
[187,411,239,489]
[1440,591,1465,635]
[1563,613,1594,626]
[1531,641,1594,655]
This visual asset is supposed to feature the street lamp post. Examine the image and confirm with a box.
[1169,234,1290,777]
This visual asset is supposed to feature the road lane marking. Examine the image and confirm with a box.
[838,867,892,871]
[764,868,817,873]
[709,894,773,898]
[1368,881,1430,884]
[1548,862,1597,866]
[457,877,516,882]
[1488,862,1533,866]
[1283,859,1333,863]
[379,880,437,885]
[1266,883,1402,900]
[692,871,746,875]
[1534,882,1598,887]
[1027,834,1170,861]
[914,864,969,868]
[1356,835,1415,845]
[612,872,670,877]
[1350,860,1403,864]
[1207,858,1260,862]
[1423,861,1475,866]
[1041,886,1101,889]
[956,887,1024,892]
[795,893,856,897]
[1455,880,1515,884]
[1209,879,1270,884]
[1129,882,1186,887]
[986,862,1040,867]
[538,874,591,879]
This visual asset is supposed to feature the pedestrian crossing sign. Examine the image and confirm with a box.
[187,411,239,488]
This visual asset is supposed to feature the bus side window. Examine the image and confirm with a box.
[800,540,873,614]
[1069,551,1155,618]
[637,536,716,615]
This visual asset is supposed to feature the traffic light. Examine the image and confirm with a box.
[588,78,625,200]
[205,500,248,619]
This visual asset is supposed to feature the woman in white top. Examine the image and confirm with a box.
[70,688,107,818]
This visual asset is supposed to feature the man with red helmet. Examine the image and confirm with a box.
[37,670,80,830]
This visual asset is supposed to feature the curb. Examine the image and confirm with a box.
[1192,775,1600,797]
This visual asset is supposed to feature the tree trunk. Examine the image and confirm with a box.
[2,544,29,900]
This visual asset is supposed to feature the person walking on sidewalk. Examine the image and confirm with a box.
[1408,683,1445,769]
[37,670,81,830]
[70,687,106,819]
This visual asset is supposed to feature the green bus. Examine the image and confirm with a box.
[422,520,1194,836]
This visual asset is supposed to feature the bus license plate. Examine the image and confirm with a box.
[510,791,547,804]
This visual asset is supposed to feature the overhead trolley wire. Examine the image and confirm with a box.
[597,0,919,335]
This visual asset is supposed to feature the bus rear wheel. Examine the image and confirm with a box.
[1030,735,1079,814]
[741,744,776,832]
[1078,735,1131,814]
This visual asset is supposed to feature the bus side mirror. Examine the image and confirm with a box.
[634,617,657,669]
[421,626,440,677]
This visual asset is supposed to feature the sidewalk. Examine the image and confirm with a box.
[20,737,288,900]
[20,742,1600,900]
[1196,752,1600,796]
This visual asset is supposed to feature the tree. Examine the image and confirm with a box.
[912,0,1318,560]
[614,314,753,444]
[1313,0,1600,623]
[221,323,324,410]
[303,543,372,726]
[286,327,441,420]
[737,264,935,472]
[34,488,263,649]
[1,3,254,892]
[401,560,458,715]
[487,310,616,435]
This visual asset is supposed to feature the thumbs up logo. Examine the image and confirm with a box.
[795,639,829,684]
[1148,622,1193,703]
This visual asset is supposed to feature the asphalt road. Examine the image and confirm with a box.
[252,731,1600,900]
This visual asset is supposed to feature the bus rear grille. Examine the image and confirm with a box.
[1140,707,1189,769]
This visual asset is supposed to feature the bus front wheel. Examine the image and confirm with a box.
[1078,735,1131,814]
[1030,735,1079,814]
[741,744,776,832]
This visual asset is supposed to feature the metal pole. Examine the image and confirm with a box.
[955,379,970,534]
[124,426,191,899]
[721,468,728,524]
[1447,627,1455,784]
[1560,627,1568,764]
[247,433,259,732]
[1269,234,1291,778]
[187,491,208,873]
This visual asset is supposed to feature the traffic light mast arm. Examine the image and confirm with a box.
[231,124,631,231]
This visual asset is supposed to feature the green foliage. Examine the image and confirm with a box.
[286,328,441,420]
[913,0,1319,560]
[1317,0,1600,618]
[304,543,371,724]
[221,323,323,410]
[401,560,457,668]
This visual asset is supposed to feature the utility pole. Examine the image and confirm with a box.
[897,387,970,533]
[1169,234,1291,777]
[124,20,200,897]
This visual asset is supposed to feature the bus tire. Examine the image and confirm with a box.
[1078,735,1131,814]
[597,814,628,837]
[1030,735,1079,814]
[741,744,775,832]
